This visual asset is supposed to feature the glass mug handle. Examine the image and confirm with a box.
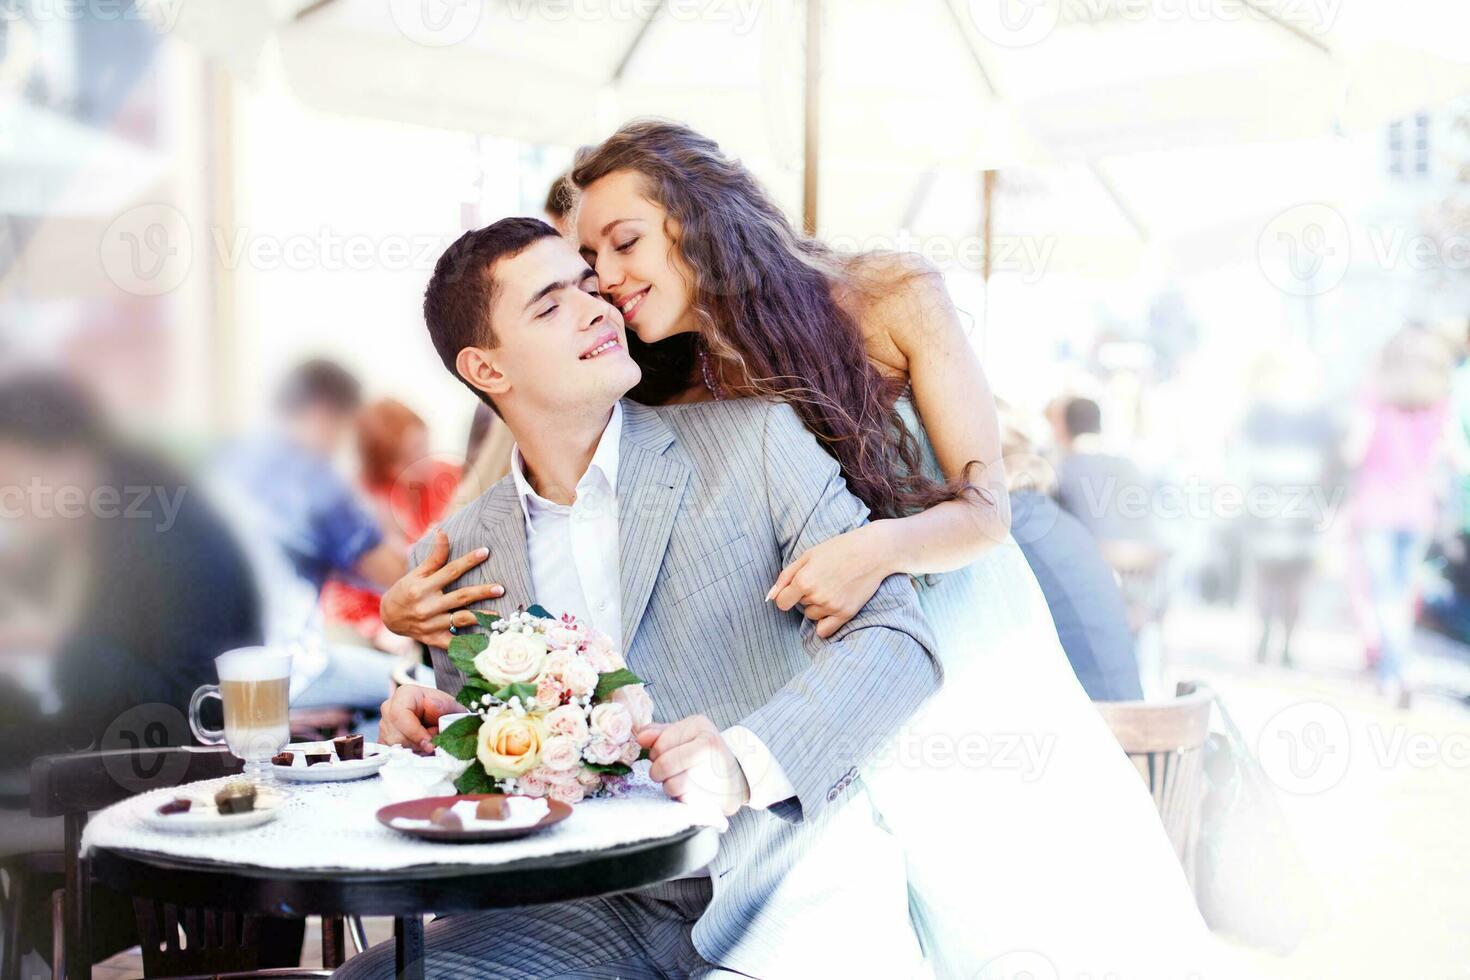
[188,685,226,745]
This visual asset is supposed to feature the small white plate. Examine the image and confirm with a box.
[141,785,287,833]
[272,741,389,783]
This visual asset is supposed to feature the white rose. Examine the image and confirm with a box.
[609,684,654,730]
[584,736,623,765]
[540,735,582,772]
[544,704,590,742]
[619,740,641,766]
[589,702,633,744]
[474,631,549,688]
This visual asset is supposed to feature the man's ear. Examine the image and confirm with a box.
[456,347,510,402]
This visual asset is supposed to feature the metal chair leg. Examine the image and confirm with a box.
[346,915,369,955]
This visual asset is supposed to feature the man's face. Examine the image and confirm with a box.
[484,236,641,416]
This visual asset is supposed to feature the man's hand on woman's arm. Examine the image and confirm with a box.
[379,528,504,648]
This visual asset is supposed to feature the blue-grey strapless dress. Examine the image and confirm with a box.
[863,399,1233,979]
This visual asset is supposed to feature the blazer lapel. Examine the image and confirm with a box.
[617,402,689,652]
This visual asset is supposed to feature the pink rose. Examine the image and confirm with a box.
[583,631,625,673]
[540,735,582,772]
[609,684,654,730]
[576,767,604,788]
[540,651,599,699]
[619,740,641,766]
[544,704,590,741]
[589,703,633,743]
[547,780,585,805]
[516,773,548,798]
[527,764,578,786]
[536,674,569,708]
[546,623,582,650]
[584,736,623,765]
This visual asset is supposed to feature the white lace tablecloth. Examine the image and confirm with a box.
[81,750,721,873]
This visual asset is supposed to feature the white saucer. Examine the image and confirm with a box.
[273,741,390,782]
[141,785,287,833]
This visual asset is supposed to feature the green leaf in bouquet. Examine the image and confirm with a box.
[431,714,482,760]
[456,681,493,710]
[448,632,489,675]
[473,610,501,629]
[593,668,644,701]
[582,762,632,776]
[525,603,555,621]
[638,747,651,762]
[454,763,497,795]
[491,681,539,703]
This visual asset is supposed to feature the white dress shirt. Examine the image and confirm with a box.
[509,403,796,812]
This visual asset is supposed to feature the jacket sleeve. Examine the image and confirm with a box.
[734,402,943,824]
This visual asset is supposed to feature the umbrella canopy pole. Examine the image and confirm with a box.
[803,0,821,236]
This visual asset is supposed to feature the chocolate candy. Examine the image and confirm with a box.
[305,753,332,766]
[213,781,257,815]
[333,734,364,760]
[272,752,294,767]
[429,806,463,831]
[475,798,507,821]
[156,798,192,816]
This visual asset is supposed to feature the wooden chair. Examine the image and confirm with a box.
[1096,681,1215,884]
[29,746,333,979]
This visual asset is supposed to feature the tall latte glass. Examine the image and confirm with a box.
[189,647,292,787]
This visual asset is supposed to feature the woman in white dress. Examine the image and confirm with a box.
[385,120,1231,979]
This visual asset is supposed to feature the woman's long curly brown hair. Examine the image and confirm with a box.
[570,119,979,521]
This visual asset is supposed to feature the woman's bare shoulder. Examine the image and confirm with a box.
[839,252,953,376]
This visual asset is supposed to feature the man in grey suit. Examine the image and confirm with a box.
[346,218,941,979]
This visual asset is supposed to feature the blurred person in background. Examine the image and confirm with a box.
[1345,325,1459,709]
[0,374,308,971]
[207,359,406,718]
[1054,396,1159,547]
[1000,401,1143,701]
[1236,351,1338,668]
[321,398,459,654]
[0,374,260,767]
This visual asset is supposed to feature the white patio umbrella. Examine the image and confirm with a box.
[153,0,1470,237]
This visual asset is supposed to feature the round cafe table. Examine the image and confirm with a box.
[91,827,718,978]
[84,771,721,979]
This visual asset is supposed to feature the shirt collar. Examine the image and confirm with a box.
[510,401,623,528]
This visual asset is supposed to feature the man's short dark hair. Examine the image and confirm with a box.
[276,359,361,415]
[423,217,562,413]
[1063,397,1102,438]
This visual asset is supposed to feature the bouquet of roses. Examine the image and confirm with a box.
[431,605,654,804]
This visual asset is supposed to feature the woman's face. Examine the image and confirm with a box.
[576,169,698,344]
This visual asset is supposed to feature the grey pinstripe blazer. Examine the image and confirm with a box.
[417,398,942,979]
